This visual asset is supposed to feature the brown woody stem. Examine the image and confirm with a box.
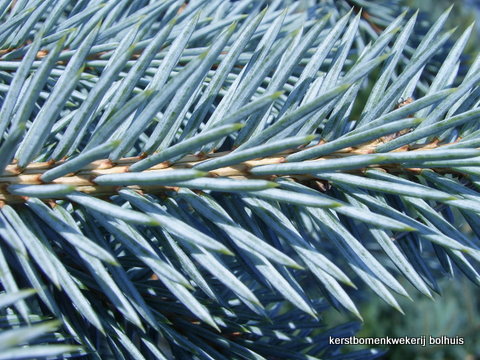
[0,137,461,205]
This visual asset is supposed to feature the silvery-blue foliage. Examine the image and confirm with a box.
[0,0,479,359]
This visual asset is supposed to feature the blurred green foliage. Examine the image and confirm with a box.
[362,279,480,359]
[406,0,480,56]
[326,278,480,359]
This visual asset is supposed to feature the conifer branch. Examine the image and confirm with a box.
[0,138,468,204]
